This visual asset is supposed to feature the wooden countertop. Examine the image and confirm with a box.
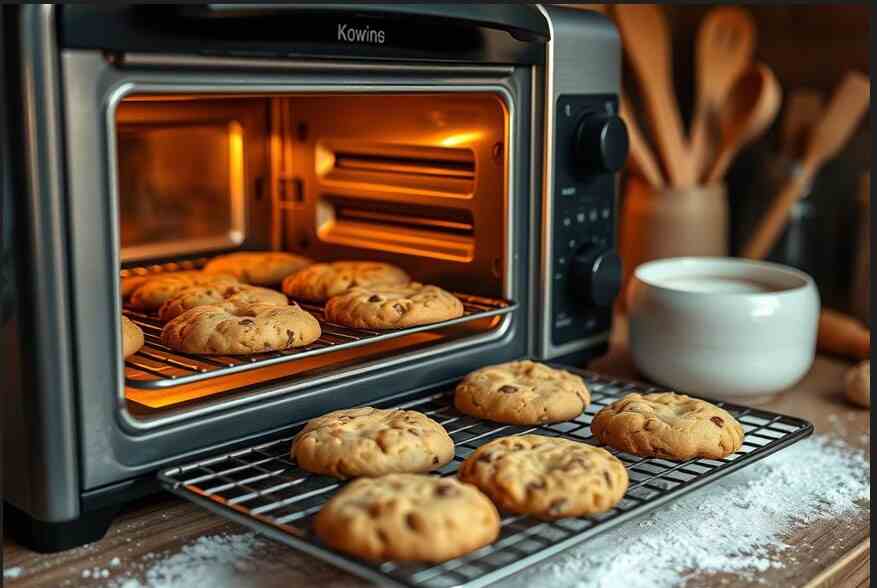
[3,325,870,587]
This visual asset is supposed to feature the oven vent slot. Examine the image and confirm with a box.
[334,152,475,179]
[318,142,475,197]
[318,197,475,261]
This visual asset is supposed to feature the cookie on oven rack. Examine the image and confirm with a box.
[314,474,500,562]
[158,283,288,322]
[128,271,239,312]
[292,407,454,478]
[204,251,312,286]
[324,283,463,329]
[590,392,745,460]
[282,261,410,303]
[458,434,628,520]
[160,302,320,355]
[454,360,591,425]
[121,315,144,359]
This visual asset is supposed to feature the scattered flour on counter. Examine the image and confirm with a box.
[3,567,23,579]
[108,533,265,588]
[507,435,870,588]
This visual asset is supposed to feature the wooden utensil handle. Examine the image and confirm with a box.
[818,309,871,360]
[741,170,812,259]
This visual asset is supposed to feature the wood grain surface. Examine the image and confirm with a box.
[4,320,869,587]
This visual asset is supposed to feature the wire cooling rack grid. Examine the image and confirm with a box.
[160,368,813,588]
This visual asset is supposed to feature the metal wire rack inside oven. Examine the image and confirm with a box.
[123,293,516,390]
[159,368,813,588]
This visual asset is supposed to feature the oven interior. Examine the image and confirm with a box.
[117,91,514,420]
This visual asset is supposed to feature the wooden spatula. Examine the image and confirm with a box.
[615,4,693,188]
[620,94,666,189]
[742,71,870,260]
[778,89,824,160]
[705,62,781,184]
[690,7,756,183]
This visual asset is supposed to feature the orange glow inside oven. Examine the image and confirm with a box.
[117,92,509,414]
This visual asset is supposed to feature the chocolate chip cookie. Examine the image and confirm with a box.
[314,474,500,562]
[282,261,410,303]
[292,407,454,478]
[160,302,320,355]
[158,283,288,322]
[128,272,239,312]
[459,435,628,520]
[324,283,463,329]
[454,361,591,425]
[590,392,745,460]
[121,315,144,359]
[204,251,312,286]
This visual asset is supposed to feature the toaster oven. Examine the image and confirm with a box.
[1,4,628,551]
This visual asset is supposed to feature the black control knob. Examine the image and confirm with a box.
[574,113,629,174]
[571,247,622,307]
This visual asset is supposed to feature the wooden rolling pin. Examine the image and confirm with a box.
[818,308,870,360]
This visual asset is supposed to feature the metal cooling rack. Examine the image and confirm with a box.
[159,369,813,588]
[124,294,516,390]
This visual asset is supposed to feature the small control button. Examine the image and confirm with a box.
[568,239,577,250]
[602,207,611,219]
[589,209,598,222]
[576,212,586,223]
[563,217,571,227]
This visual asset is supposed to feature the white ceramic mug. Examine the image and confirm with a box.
[627,257,820,401]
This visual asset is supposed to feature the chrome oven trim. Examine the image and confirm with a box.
[98,74,517,431]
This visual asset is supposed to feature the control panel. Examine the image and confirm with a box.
[551,94,627,347]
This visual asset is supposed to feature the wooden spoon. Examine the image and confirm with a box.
[742,71,870,260]
[778,89,823,160]
[690,7,757,183]
[620,94,665,189]
[614,4,693,188]
[705,62,781,184]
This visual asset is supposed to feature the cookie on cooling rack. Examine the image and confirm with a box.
[454,360,590,425]
[590,392,745,460]
[160,302,320,355]
[121,315,144,359]
[203,251,312,286]
[458,434,628,520]
[324,283,463,329]
[128,272,239,312]
[281,261,410,303]
[292,407,454,478]
[314,474,500,562]
[158,283,288,322]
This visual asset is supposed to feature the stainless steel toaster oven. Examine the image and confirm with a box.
[1,4,628,551]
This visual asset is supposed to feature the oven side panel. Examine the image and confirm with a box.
[2,5,81,522]
[60,53,533,491]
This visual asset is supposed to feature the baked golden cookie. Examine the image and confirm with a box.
[845,360,870,408]
[158,283,288,322]
[292,407,455,479]
[160,302,320,355]
[324,283,463,330]
[454,361,590,425]
[590,392,744,460]
[120,275,150,300]
[459,435,628,520]
[203,251,312,286]
[282,261,410,303]
[128,272,239,312]
[314,474,499,562]
[121,315,144,359]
